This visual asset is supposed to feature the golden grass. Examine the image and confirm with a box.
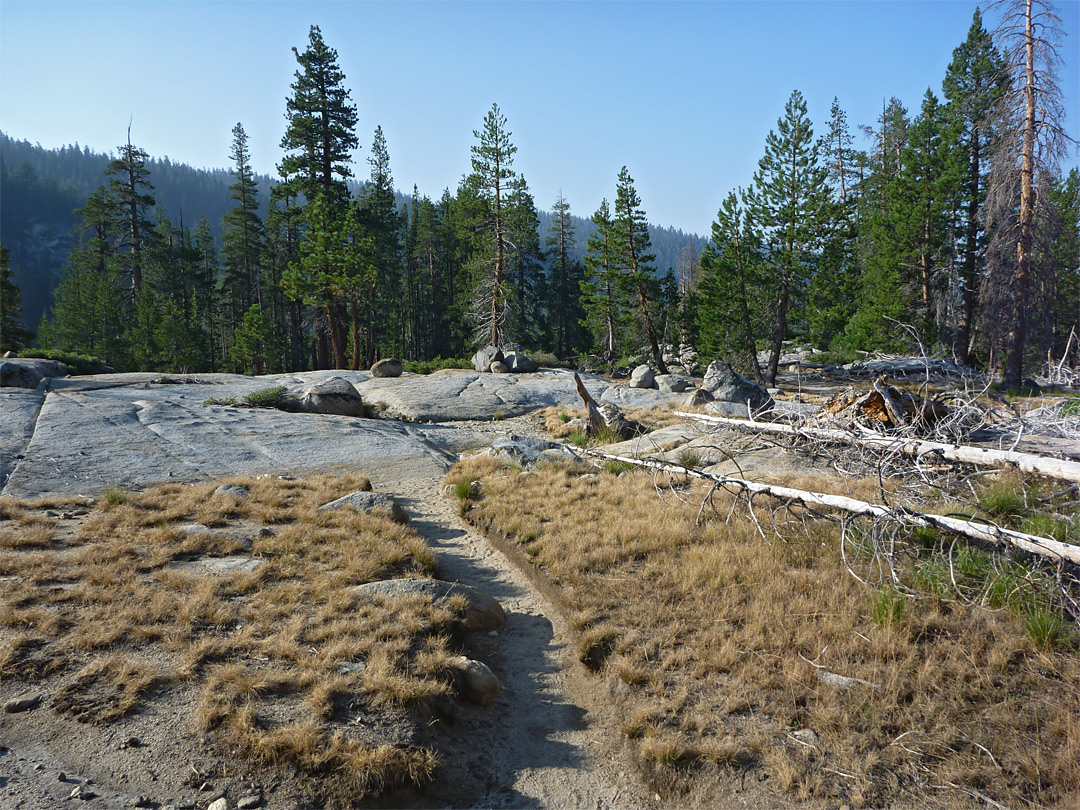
[0,473,459,807]
[539,405,688,440]
[452,456,1080,809]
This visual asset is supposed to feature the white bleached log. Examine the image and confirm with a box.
[588,449,1080,566]
[673,411,1080,486]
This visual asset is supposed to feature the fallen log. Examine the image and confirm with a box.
[674,411,1080,486]
[587,449,1080,567]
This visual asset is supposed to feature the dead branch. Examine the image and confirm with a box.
[675,411,1080,485]
[585,449,1080,566]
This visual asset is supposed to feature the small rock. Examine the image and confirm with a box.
[336,661,367,675]
[3,693,42,713]
[132,797,153,808]
[489,361,510,374]
[318,490,410,526]
[207,799,229,810]
[681,387,714,408]
[791,729,818,744]
[58,772,67,782]
[69,784,98,800]
[120,736,141,749]
[370,358,403,378]
[448,656,501,706]
[237,795,263,809]
[257,527,275,537]
[214,484,250,499]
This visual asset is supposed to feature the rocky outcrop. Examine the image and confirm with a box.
[319,490,410,525]
[481,435,580,466]
[299,377,364,416]
[371,358,403,378]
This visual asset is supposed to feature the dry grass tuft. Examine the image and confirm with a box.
[452,458,1080,809]
[0,473,456,806]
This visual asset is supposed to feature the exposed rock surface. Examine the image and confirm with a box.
[490,361,510,374]
[654,374,690,393]
[681,387,714,408]
[1,358,70,388]
[482,435,580,466]
[503,351,540,373]
[449,656,501,706]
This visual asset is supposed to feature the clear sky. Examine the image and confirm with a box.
[1,0,1078,235]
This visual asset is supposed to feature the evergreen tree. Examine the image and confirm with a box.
[697,191,766,381]
[106,131,156,298]
[356,126,403,364]
[505,174,545,347]
[464,103,517,348]
[821,97,857,204]
[580,198,626,359]
[612,167,668,374]
[230,304,276,375]
[222,123,265,332]
[0,244,32,351]
[545,193,587,358]
[943,8,1008,364]
[278,25,359,208]
[745,90,830,384]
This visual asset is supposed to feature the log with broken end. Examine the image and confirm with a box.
[674,411,1080,486]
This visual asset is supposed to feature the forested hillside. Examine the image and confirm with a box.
[0,134,704,337]
[1,4,1076,389]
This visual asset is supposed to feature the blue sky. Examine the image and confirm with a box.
[1,0,1078,235]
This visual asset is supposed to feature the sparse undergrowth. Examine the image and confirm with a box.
[448,456,1080,809]
[0,474,465,808]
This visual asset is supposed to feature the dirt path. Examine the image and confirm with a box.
[372,424,654,810]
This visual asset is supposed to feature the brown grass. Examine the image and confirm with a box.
[451,455,1080,809]
[0,473,460,807]
[539,405,688,440]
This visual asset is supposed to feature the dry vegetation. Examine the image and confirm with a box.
[0,474,469,808]
[448,455,1080,809]
[539,405,687,443]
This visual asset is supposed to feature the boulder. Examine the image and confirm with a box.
[0,361,42,389]
[371,358,403,378]
[503,352,539,373]
[483,435,579,466]
[701,362,773,412]
[629,364,655,389]
[214,483,250,499]
[489,361,510,374]
[1,358,70,388]
[319,490,410,525]
[448,656,501,706]
[681,387,715,408]
[299,377,364,417]
[654,374,690,393]
[353,577,506,630]
[472,345,504,372]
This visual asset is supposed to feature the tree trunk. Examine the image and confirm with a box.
[765,281,790,386]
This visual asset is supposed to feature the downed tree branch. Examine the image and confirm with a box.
[585,449,1080,566]
[574,372,642,440]
[674,411,1080,486]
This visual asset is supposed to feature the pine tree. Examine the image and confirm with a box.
[464,103,517,348]
[943,8,1008,364]
[356,126,403,365]
[581,198,626,359]
[106,130,156,298]
[505,174,545,347]
[222,123,265,331]
[745,90,830,384]
[986,0,1072,388]
[697,191,766,381]
[612,167,668,374]
[545,193,587,358]
[278,25,359,208]
[0,244,32,351]
[822,97,857,204]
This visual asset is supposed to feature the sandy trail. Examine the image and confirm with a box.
[372,436,652,810]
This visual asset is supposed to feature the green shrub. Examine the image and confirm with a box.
[402,357,472,374]
[15,348,112,375]
[871,586,906,628]
[243,385,288,408]
[1025,608,1064,649]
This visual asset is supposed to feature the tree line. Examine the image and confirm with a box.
[3,3,1078,389]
